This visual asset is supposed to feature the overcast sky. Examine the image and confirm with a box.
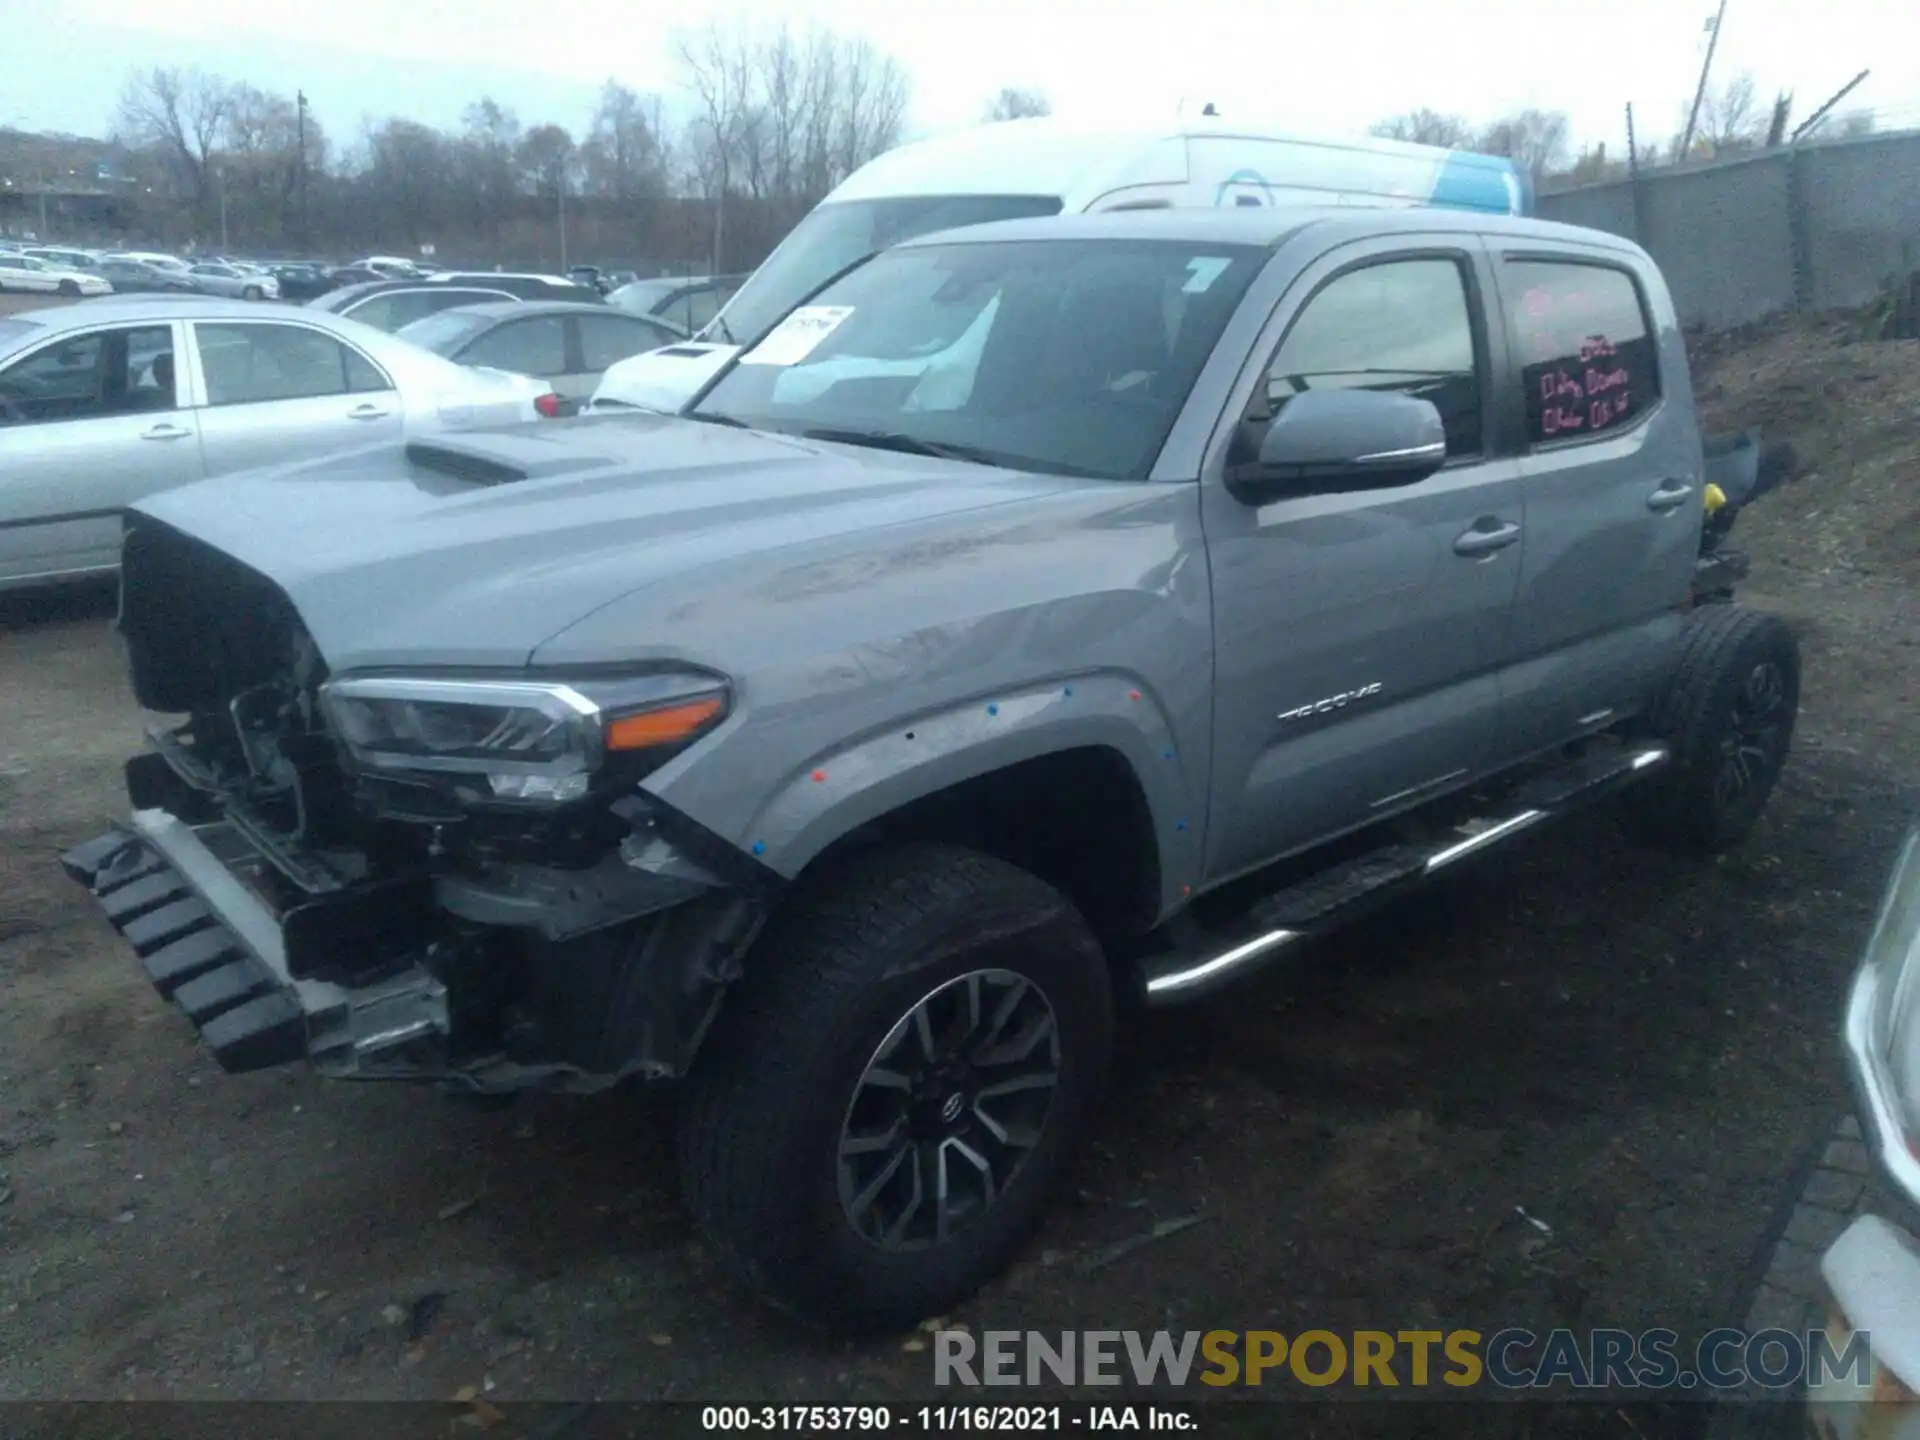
[6,0,1915,155]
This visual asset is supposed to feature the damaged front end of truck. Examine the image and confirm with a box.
[63,516,772,1093]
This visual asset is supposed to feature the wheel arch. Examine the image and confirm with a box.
[736,677,1189,941]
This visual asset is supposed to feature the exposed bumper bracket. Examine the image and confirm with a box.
[62,810,448,1076]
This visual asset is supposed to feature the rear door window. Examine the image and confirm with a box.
[459,316,569,376]
[1504,260,1660,445]
[194,323,389,405]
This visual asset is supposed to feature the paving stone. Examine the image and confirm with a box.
[1744,1281,1819,1337]
[1821,1139,1872,1176]
[1802,1169,1867,1213]
[1763,1239,1823,1301]
[1785,1202,1854,1251]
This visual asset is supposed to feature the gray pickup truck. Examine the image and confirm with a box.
[63,207,1798,1329]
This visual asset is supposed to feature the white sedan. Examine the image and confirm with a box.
[0,254,112,297]
[0,295,560,590]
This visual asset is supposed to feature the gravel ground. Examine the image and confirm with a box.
[0,315,1916,1437]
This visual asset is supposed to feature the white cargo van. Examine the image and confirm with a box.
[590,113,1530,413]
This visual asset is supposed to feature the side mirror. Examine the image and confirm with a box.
[1225,389,1448,506]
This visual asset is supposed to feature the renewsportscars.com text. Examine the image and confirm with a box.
[933,1327,1869,1392]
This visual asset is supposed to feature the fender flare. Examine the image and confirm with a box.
[739,673,1199,911]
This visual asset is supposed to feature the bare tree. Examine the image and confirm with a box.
[828,33,909,181]
[1562,143,1617,185]
[114,67,232,214]
[672,17,758,267]
[80,34,914,269]
[1369,108,1473,148]
[458,97,522,232]
[219,84,310,238]
[516,123,577,199]
[1475,109,1572,177]
[671,17,911,267]
[362,118,451,246]
[1697,71,1764,155]
[579,80,669,201]
[984,88,1051,122]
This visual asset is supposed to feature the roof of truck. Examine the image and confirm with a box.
[896,205,1644,255]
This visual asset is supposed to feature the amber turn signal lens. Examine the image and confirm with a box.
[604,696,725,752]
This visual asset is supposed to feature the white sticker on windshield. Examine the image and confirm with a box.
[1182,257,1233,294]
[738,305,856,366]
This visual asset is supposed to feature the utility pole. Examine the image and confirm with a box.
[1679,0,1730,161]
[1626,103,1647,241]
[1791,70,1871,142]
[296,89,309,249]
[217,168,229,251]
[36,167,48,240]
[557,170,568,272]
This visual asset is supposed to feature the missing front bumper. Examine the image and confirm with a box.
[61,811,448,1076]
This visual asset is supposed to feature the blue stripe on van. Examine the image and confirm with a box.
[1429,153,1526,214]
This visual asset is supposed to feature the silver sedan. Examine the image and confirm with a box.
[0,296,556,591]
[185,262,281,301]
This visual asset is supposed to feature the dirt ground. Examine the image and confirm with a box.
[1,312,1918,1432]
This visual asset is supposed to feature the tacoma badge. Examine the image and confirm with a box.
[1278,682,1383,723]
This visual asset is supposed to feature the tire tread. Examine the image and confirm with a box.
[1635,605,1799,851]
[679,843,1104,1323]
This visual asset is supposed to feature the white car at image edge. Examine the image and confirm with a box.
[0,254,112,297]
[1806,827,1920,1437]
[0,296,562,591]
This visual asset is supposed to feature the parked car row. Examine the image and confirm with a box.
[0,253,113,297]
[0,297,567,588]
[0,268,695,585]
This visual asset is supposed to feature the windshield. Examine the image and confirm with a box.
[396,309,495,352]
[711,194,1065,347]
[694,238,1265,481]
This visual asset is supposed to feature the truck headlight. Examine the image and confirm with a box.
[318,672,729,806]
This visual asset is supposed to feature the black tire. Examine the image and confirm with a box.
[242,285,263,301]
[1631,606,1799,853]
[57,279,80,297]
[678,843,1113,1331]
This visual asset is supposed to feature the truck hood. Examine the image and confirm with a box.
[129,412,1081,672]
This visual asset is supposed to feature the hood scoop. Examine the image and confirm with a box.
[404,436,611,488]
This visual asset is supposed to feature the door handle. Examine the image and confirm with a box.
[347,404,391,421]
[140,423,191,441]
[1648,480,1694,512]
[1453,520,1522,557]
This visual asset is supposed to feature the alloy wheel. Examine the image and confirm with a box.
[1715,660,1788,810]
[837,968,1061,1252]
